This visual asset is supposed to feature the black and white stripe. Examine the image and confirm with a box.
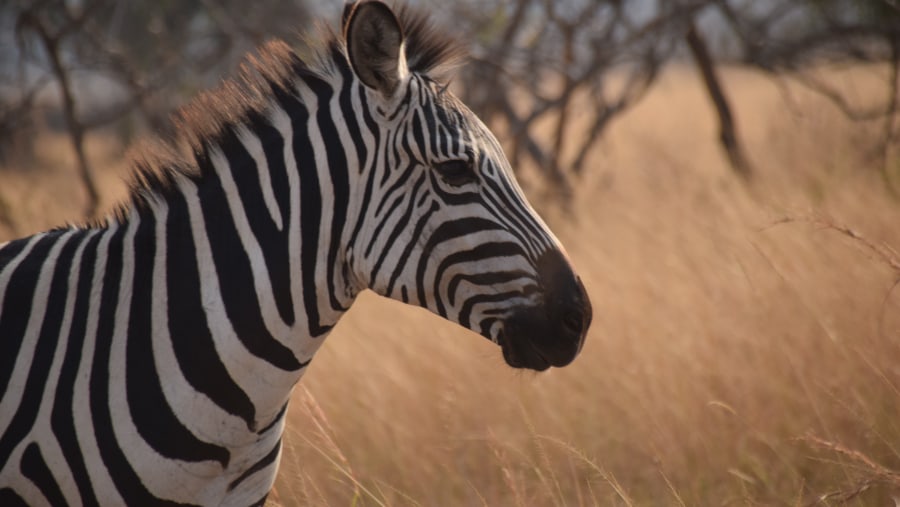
[0,2,591,505]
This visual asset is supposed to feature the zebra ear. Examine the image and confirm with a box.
[344,1,406,98]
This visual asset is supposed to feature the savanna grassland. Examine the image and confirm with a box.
[1,65,898,506]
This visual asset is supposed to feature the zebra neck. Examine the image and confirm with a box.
[176,97,363,335]
[116,67,371,429]
[120,132,358,435]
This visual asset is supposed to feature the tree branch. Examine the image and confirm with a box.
[19,7,100,218]
[686,20,753,179]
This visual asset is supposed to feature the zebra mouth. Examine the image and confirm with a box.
[498,313,583,371]
[497,329,552,371]
[492,248,592,371]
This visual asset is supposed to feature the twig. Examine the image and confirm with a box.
[766,214,900,342]
[799,433,900,506]
[766,215,900,273]
[786,70,898,122]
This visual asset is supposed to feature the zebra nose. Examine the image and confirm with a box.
[562,310,583,335]
[569,276,592,351]
[499,251,591,370]
[537,249,592,342]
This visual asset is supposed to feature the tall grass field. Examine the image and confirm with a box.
[1,66,898,505]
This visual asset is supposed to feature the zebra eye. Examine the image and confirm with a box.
[435,159,476,187]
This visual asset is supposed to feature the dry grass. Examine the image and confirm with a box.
[2,65,899,506]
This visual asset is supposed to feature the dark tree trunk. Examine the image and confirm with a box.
[685,21,753,180]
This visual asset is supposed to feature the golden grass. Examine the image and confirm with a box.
[2,65,898,505]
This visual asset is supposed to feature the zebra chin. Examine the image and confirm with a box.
[495,250,592,371]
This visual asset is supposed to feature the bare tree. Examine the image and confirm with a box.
[714,0,900,185]
[16,2,103,217]
[446,0,900,191]
[2,0,898,214]
[1,0,312,219]
[448,0,690,199]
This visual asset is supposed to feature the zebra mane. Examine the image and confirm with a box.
[113,2,466,225]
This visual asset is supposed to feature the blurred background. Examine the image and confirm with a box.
[1,0,899,505]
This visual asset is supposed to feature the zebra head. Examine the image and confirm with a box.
[342,2,592,371]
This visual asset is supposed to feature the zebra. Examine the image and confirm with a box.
[0,1,592,505]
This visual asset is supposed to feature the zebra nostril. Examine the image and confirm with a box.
[562,309,584,336]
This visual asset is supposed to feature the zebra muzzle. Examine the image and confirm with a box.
[499,249,592,371]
